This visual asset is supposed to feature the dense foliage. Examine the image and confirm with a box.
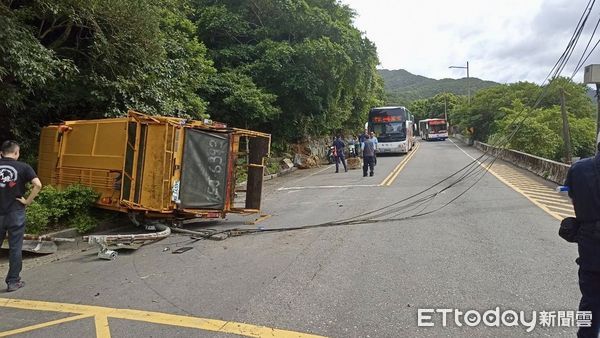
[26,184,100,234]
[1,0,383,158]
[447,78,597,162]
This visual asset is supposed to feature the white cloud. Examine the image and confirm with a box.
[341,0,600,84]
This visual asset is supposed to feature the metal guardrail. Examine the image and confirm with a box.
[451,135,571,184]
[474,141,570,184]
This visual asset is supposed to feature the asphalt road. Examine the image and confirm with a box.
[0,139,582,337]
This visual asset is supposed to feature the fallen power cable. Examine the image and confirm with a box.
[79,2,597,252]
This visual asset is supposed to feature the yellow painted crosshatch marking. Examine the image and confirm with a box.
[0,298,326,338]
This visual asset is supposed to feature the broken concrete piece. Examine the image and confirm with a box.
[282,158,294,169]
[347,157,362,170]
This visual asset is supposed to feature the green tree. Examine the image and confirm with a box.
[1,0,215,159]
[192,0,383,141]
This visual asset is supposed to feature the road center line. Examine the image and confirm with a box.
[379,142,420,186]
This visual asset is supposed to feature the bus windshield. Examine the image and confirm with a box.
[372,122,406,141]
[430,123,446,133]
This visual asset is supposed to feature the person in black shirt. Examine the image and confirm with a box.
[564,134,600,338]
[332,136,347,173]
[0,140,42,292]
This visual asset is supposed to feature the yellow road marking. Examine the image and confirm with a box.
[546,205,577,213]
[517,188,570,199]
[525,193,573,204]
[386,144,420,186]
[247,214,272,225]
[486,172,564,220]
[379,142,420,186]
[0,314,92,337]
[529,197,572,206]
[512,182,549,188]
[379,145,414,186]
[0,298,325,338]
[450,140,565,221]
[95,316,111,338]
[495,173,526,179]
[516,186,564,194]
[531,200,572,209]
[544,201,573,211]
[522,189,571,205]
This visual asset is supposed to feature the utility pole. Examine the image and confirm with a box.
[466,61,470,106]
[444,95,447,121]
[560,88,573,164]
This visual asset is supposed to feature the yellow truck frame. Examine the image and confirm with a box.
[38,111,271,221]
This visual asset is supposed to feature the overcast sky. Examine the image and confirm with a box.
[340,0,600,84]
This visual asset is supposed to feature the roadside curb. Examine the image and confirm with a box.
[237,167,298,188]
[265,166,298,180]
[44,227,79,239]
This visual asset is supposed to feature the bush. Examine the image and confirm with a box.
[266,158,281,175]
[35,185,70,223]
[63,185,100,213]
[25,202,51,235]
[70,212,98,234]
[25,184,100,234]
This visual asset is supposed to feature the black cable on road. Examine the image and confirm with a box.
[192,1,596,241]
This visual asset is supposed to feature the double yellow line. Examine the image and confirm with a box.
[379,142,420,186]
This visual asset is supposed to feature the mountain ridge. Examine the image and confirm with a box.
[378,69,499,104]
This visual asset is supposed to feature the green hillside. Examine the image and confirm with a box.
[379,69,499,104]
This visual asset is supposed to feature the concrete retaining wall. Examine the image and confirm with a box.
[453,133,473,145]
[472,141,570,184]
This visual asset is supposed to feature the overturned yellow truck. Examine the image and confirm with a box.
[38,111,271,224]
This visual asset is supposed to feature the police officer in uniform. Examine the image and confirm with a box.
[564,133,600,338]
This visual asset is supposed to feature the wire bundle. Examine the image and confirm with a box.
[206,1,598,239]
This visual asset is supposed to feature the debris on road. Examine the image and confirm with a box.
[2,235,75,254]
[83,224,171,260]
[347,157,362,169]
[172,247,193,254]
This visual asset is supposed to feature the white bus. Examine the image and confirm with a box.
[368,106,415,154]
[418,118,448,141]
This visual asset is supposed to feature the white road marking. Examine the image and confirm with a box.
[278,184,378,191]
[277,164,333,189]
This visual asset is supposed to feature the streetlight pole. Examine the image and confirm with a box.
[449,61,470,105]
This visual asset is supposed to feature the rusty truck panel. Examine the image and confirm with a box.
[38,111,271,219]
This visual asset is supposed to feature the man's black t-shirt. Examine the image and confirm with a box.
[565,153,600,271]
[0,157,37,214]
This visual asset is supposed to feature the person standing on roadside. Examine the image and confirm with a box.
[362,134,376,177]
[562,133,600,338]
[370,131,378,151]
[332,136,347,173]
[0,140,42,292]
